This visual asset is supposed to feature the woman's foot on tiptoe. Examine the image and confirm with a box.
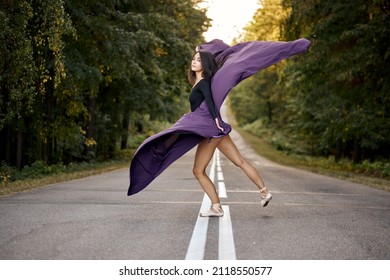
[260,188,272,207]
[200,203,224,217]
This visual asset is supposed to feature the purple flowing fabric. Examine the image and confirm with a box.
[128,38,311,196]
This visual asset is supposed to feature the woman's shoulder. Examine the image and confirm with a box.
[193,79,210,89]
[197,79,211,87]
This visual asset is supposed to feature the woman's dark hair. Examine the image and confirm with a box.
[188,51,218,85]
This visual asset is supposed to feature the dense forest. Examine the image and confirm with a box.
[1,0,209,169]
[230,0,389,164]
[1,0,389,180]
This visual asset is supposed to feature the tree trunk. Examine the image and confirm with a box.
[335,138,342,162]
[5,126,12,164]
[16,131,23,169]
[86,94,97,161]
[87,95,96,140]
[43,48,55,164]
[121,111,130,150]
[352,139,361,163]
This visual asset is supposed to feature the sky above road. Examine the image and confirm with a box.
[199,0,260,44]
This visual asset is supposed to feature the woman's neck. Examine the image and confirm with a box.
[195,72,203,84]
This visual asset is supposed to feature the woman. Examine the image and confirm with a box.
[188,51,272,217]
[128,38,311,216]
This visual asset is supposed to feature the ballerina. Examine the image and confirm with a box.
[128,38,311,216]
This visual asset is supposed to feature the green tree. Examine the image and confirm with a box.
[1,1,37,168]
[29,0,74,164]
[241,0,288,41]
[1,0,75,166]
[63,0,210,158]
[283,0,390,161]
[1,0,210,169]
[230,0,389,162]
[230,0,287,128]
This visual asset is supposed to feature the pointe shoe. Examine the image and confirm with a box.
[200,203,224,217]
[260,188,272,207]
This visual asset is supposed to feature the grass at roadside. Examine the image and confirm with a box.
[0,159,130,198]
[237,127,390,192]
[224,102,390,192]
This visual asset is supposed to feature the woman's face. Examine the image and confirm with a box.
[191,52,203,73]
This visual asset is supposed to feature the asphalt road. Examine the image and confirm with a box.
[0,124,389,260]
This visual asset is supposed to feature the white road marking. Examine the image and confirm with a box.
[185,153,215,260]
[218,181,227,198]
[219,205,236,260]
[225,189,370,196]
[146,201,390,210]
[184,194,211,260]
[185,150,237,260]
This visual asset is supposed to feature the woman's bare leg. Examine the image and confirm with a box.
[193,138,221,204]
[217,135,269,197]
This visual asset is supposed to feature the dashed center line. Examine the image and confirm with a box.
[185,150,236,260]
[218,181,227,198]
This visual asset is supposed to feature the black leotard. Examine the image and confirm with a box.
[189,79,217,119]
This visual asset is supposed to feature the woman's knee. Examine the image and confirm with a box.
[192,166,206,179]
